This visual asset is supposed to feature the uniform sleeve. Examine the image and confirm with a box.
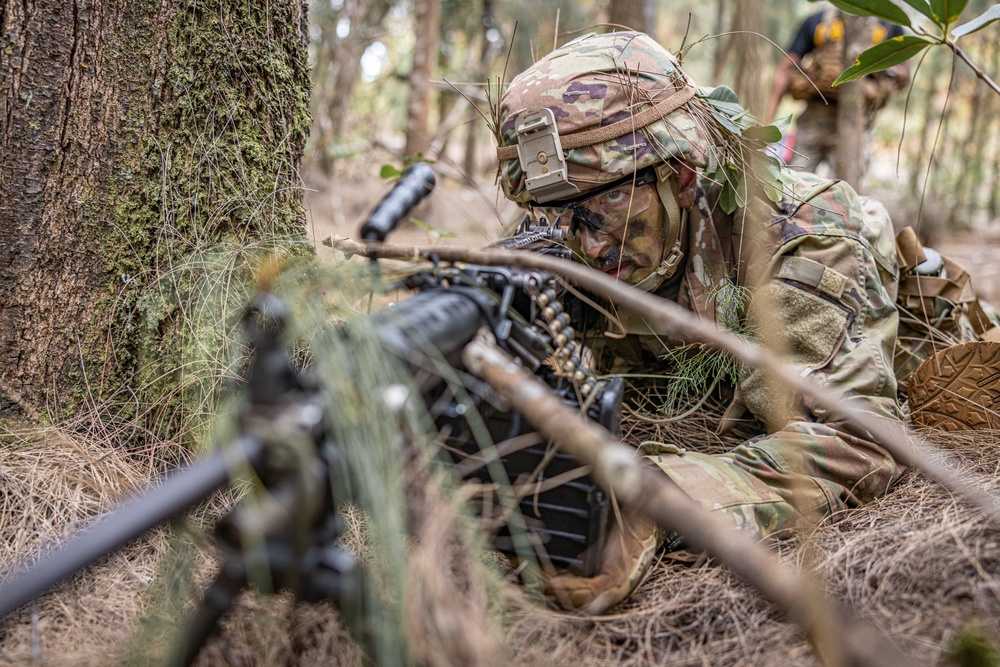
[643,230,906,540]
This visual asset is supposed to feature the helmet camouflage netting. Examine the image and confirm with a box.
[496,31,719,205]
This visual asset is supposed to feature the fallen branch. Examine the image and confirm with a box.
[463,329,914,667]
[326,234,1000,526]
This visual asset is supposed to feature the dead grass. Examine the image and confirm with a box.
[3,411,1000,665]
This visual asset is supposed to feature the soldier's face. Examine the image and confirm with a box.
[573,180,668,284]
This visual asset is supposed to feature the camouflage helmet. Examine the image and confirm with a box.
[496,31,716,205]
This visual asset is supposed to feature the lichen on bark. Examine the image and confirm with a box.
[0,0,312,445]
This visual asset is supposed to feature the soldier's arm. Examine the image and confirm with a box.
[643,222,905,540]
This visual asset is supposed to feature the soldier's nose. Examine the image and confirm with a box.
[579,228,609,260]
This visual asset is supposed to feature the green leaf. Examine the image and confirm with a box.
[832,35,932,85]
[953,3,1000,37]
[706,104,743,135]
[719,166,747,214]
[702,85,741,104]
[931,0,969,24]
[827,0,912,26]
[745,123,783,144]
[379,164,403,180]
[771,114,793,133]
[897,0,939,23]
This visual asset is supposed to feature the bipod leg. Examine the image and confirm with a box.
[169,557,247,667]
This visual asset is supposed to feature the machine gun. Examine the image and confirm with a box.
[0,164,622,664]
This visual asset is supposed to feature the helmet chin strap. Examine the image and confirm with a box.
[631,164,687,293]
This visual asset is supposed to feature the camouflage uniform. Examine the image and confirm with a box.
[601,173,904,540]
[496,31,905,545]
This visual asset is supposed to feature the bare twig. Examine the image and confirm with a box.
[948,41,1000,97]
[462,330,915,667]
[325,235,1000,527]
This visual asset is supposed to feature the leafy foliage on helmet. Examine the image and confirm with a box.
[493,31,792,212]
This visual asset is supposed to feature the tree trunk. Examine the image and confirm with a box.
[405,0,440,162]
[711,0,731,81]
[0,0,311,425]
[732,0,765,116]
[608,0,656,34]
[951,79,985,226]
[463,0,496,177]
[834,14,868,188]
[311,0,393,175]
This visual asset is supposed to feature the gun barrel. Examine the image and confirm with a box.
[360,163,436,242]
[0,434,265,619]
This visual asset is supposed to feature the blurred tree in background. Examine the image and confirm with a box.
[305,0,1000,236]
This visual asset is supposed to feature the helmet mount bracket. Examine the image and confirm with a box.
[515,108,581,204]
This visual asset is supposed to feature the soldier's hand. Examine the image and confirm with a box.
[542,510,662,614]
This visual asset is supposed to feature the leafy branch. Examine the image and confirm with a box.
[829,0,1000,96]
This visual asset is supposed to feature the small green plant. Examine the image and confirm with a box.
[656,280,755,416]
[944,623,1000,667]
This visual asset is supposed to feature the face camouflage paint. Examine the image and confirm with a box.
[528,168,658,237]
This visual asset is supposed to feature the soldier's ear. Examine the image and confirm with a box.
[676,161,698,208]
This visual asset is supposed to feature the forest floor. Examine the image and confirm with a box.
[3,162,999,667]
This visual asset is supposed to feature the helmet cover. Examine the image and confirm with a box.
[496,31,716,205]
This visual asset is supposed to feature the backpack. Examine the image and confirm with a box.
[787,11,897,113]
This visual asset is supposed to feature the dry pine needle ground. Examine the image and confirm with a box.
[2,418,1000,666]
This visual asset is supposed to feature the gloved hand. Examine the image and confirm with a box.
[542,508,662,614]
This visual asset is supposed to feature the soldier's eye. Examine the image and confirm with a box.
[603,188,629,205]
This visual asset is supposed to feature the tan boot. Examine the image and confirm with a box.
[543,509,662,614]
[909,341,1000,431]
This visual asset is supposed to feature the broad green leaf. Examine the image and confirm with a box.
[758,155,788,202]
[832,35,932,85]
[745,123,783,144]
[379,164,403,180]
[953,3,1000,36]
[719,166,747,214]
[898,0,939,22]
[771,114,793,134]
[703,85,741,104]
[827,0,912,26]
[705,103,743,135]
[931,0,969,23]
[704,98,745,117]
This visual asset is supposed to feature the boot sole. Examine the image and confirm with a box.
[908,341,1000,431]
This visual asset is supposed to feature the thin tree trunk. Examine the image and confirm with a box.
[405,0,441,161]
[608,0,656,34]
[711,0,731,81]
[990,43,1000,219]
[951,80,985,226]
[0,1,310,423]
[835,14,868,188]
[732,0,765,116]
[464,0,496,178]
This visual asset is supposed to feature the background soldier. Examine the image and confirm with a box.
[765,5,910,179]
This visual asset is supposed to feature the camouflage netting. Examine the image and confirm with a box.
[3,411,1000,666]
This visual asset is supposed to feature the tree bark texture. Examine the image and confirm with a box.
[405,0,440,161]
[608,0,656,34]
[0,0,311,421]
[834,14,868,188]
